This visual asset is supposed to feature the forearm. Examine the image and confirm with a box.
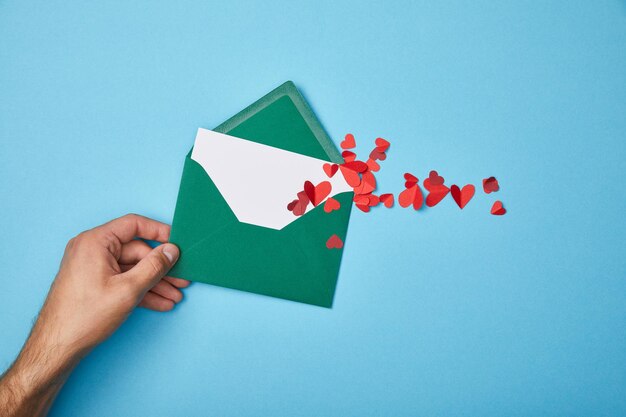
[0,328,82,417]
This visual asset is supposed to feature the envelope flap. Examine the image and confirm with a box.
[214,81,342,163]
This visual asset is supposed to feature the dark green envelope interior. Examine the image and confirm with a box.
[169,81,352,307]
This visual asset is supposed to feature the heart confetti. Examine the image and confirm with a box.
[340,133,356,150]
[287,133,505,250]
[323,163,338,178]
[450,184,475,209]
[404,173,418,188]
[339,165,362,187]
[366,158,380,172]
[375,137,390,152]
[380,193,394,208]
[423,170,450,207]
[304,180,332,206]
[427,170,445,186]
[324,197,341,213]
[326,234,344,249]
[399,184,424,210]
[342,150,356,163]
[490,200,506,215]
[483,176,499,194]
[291,191,309,216]
[369,149,387,161]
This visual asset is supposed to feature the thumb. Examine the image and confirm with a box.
[122,243,179,291]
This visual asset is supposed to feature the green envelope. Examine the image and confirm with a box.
[169,81,353,307]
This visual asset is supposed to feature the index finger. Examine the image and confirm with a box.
[97,214,171,243]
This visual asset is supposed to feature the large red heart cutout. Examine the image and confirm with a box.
[424,172,450,207]
[450,184,475,209]
[304,180,332,206]
[398,184,423,210]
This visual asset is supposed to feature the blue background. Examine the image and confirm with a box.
[1,0,625,415]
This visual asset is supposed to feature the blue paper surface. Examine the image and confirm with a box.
[1,1,625,416]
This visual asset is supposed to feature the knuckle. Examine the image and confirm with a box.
[123,213,140,222]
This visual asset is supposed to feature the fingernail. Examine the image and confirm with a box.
[162,244,179,263]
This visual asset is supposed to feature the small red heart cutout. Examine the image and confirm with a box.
[323,163,338,178]
[483,177,499,194]
[304,180,332,206]
[292,191,310,216]
[366,158,380,172]
[490,200,506,215]
[369,149,387,161]
[379,193,394,208]
[342,150,356,163]
[399,184,424,210]
[323,197,341,213]
[326,234,344,249]
[404,173,418,188]
[374,137,390,152]
[450,184,475,209]
[427,170,445,187]
[340,133,356,150]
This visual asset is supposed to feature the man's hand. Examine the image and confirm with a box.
[0,214,189,417]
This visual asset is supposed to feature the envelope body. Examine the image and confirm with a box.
[169,82,352,307]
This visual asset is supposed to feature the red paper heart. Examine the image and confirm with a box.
[323,197,341,213]
[374,137,390,152]
[354,171,376,195]
[340,133,356,150]
[355,203,370,213]
[425,185,450,207]
[292,191,310,216]
[323,163,338,178]
[339,165,362,187]
[356,193,379,207]
[342,161,368,173]
[366,158,380,172]
[326,234,344,249]
[483,176,499,194]
[404,173,418,188]
[353,194,370,205]
[369,149,387,161]
[424,173,450,207]
[427,170,445,186]
[287,199,298,211]
[342,150,356,163]
[379,193,394,208]
[450,184,475,209]
[490,200,506,215]
[398,185,423,210]
[304,180,332,206]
